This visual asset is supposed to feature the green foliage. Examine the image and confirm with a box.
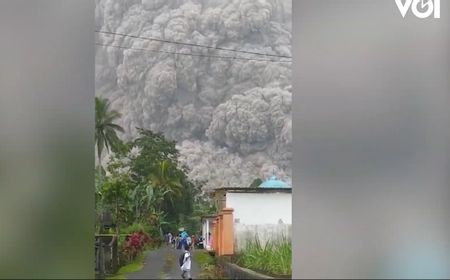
[130,128,179,181]
[236,236,292,276]
[129,128,202,231]
[194,251,215,266]
[107,251,148,280]
[195,251,224,279]
[101,175,131,206]
[95,166,106,217]
[249,178,263,188]
[178,192,216,234]
[148,160,183,209]
[95,127,210,238]
[99,173,133,226]
[95,96,124,163]
[95,126,216,276]
[121,222,151,235]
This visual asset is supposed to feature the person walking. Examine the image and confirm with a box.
[167,232,172,246]
[180,230,188,240]
[191,235,196,251]
[179,230,188,250]
[179,244,192,280]
[175,234,180,249]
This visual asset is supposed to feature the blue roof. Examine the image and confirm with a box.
[259,176,290,189]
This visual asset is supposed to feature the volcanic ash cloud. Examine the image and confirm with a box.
[95,0,292,188]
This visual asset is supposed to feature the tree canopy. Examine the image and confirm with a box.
[95,127,213,238]
[95,96,124,164]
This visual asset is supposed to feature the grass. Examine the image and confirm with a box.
[106,251,148,280]
[236,236,291,277]
[194,250,224,279]
[194,250,215,266]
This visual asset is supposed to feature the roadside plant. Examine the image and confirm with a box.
[236,235,291,276]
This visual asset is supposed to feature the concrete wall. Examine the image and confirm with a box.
[226,192,292,224]
[225,192,292,251]
[217,257,275,279]
[234,223,292,251]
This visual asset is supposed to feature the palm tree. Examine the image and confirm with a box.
[149,160,183,207]
[95,96,124,166]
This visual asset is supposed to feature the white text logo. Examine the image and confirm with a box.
[395,0,440,18]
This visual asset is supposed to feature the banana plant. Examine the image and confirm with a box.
[147,207,169,239]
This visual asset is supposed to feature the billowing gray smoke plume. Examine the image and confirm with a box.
[95,0,292,190]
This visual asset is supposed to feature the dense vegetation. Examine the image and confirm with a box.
[95,128,214,236]
[95,97,215,270]
[236,236,292,277]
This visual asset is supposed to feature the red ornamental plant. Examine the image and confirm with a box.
[122,231,151,262]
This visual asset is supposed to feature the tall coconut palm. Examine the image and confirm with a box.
[95,96,124,166]
[149,160,183,207]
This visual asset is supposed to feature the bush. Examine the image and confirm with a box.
[236,236,291,277]
[121,223,151,235]
[120,231,151,264]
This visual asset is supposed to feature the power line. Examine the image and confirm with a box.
[96,30,292,59]
[95,43,292,63]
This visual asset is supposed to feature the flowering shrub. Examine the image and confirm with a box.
[121,231,151,263]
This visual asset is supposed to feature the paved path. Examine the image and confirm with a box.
[129,245,200,279]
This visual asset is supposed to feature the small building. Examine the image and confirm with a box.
[202,176,292,255]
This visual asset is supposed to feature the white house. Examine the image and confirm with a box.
[203,176,292,253]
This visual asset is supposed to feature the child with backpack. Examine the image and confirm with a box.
[179,244,192,279]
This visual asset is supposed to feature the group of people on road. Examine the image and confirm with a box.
[164,230,199,280]
[164,231,199,251]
